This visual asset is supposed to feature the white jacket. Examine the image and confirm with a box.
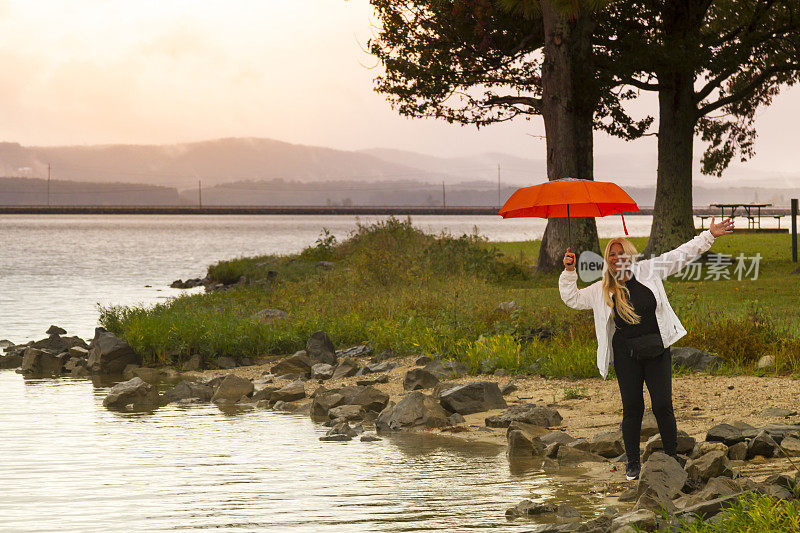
[558,229,717,378]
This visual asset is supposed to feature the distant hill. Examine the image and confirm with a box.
[0,177,180,206]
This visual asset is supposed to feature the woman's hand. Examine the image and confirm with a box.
[563,247,576,271]
[709,216,735,237]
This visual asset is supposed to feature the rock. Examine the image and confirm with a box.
[642,431,696,461]
[124,366,161,384]
[270,351,313,377]
[585,430,623,459]
[684,477,741,508]
[610,509,657,531]
[360,433,381,442]
[556,446,605,465]
[779,436,800,456]
[71,366,90,378]
[370,350,394,363]
[251,386,279,402]
[210,374,254,403]
[504,499,558,518]
[634,487,678,515]
[761,422,800,443]
[0,353,23,369]
[270,380,306,402]
[252,308,289,321]
[500,382,518,395]
[541,430,575,446]
[311,390,346,418]
[336,345,372,359]
[685,450,733,484]
[364,361,397,374]
[439,382,507,415]
[402,368,440,391]
[693,441,729,458]
[20,347,64,376]
[32,334,88,354]
[493,368,509,377]
[679,493,742,520]
[637,452,687,500]
[761,407,798,417]
[747,429,778,459]
[319,434,352,442]
[507,423,546,457]
[356,374,389,386]
[306,331,337,365]
[498,300,521,313]
[670,346,720,372]
[0,339,14,350]
[556,504,581,519]
[102,377,160,409]
[448,413,466,425]
[311,363,334,380]
[727,441,747,460]
[216,356,237,369]
[338,385,389,413]
[706,423,745,445]
[68,346,89,358]
[46,325,67,336]
[414,355,431,366]
[422,359,467,379]
[567,439,592,452]
[328,404,365,421]
[86,328,140,374]
[183,354,203,371]
[756,355,774,369]
[331,357,359,380]
[375,391,449,431]
[486,403,562,429]
[163,380,213,403]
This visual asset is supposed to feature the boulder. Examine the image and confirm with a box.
[693,441,728,458]
[556,446,606,465]
[338,385,389,413]
[684,477,741,508]
[32,334,88,354]
[507,422,547,457]
[306,331,337,365]
[328,404,365,421]
[46,325,67,336]
[761,423,800,443]
[706,423,745,445]
[590,430,625,459]
[757,355,774,369]
[685,450,733,483]
[610,510,657,532]
[331,357,359,380]
[541,431,576,446]
[727,441,748,460]
[311,390,346,419]
[504,499,557,518]
[637,452,687,500]
[270,351,313,377]
[375,391,449,431]
[217,356,237,369]
[311,363,334,380]
[270,380,306,402]
[642,431,696,461]
[102,377,160,409]
[678,494,742,521]
[761,407,798,417]
[439,381,507,415]
[360,433,381,442]
[421,359,467,379]
[670,347,720,372]
[20,347,64,376]
[210,374,254,403]
[414,355,432,366]
[251,386,279,402]
[370,350,394,363]
[0,353,23,369]
[500,382,518,395]
[163,380,213,403]
[68,346,89,358]
[86,328,140,374]
[0,339,14,350]
[363,361,397,374]
[336,345,372,359]
[747,429,778,459]
[182,354,203,371]
[779,436,800,457]
[485,403,562,428]
[402,368,440,391]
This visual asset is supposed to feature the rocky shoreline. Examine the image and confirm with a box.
[2,327,799,532]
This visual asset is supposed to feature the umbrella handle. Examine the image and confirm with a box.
[567,204,571,247]
[621,212,628,235]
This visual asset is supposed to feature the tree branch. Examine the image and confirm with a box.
[697,63,800,117]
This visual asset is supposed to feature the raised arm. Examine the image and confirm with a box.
[559,267,594,310]
[641,217,734,279]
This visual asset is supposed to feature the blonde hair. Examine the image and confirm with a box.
[602,237,640,325]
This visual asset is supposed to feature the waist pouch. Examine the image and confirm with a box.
[624,332,665,361]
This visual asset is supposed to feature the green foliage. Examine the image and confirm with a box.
[563,386,588,400]
[673,492,800,532]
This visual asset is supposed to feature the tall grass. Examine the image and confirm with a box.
[672,492,800,532]
[100,219,800,375]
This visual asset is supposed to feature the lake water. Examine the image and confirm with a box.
[0,214,669,531]
[0,372,608,532]
[0,214,665,344]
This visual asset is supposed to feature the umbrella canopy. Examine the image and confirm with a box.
[498,177,639,236]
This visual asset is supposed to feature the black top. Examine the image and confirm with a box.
[611,273,660,338]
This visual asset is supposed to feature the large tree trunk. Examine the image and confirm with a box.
[537,2,601,272]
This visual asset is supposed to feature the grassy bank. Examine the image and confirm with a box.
[99,217,800,377]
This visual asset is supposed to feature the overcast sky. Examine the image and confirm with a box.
[1,0,799,185]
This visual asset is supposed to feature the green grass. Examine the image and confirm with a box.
[671,492,800,532]
[99,217,800,375]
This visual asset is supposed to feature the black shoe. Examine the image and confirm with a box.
[626,462,641,481]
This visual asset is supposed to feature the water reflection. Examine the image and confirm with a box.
[1,371,607,532]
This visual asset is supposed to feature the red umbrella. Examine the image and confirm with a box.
[498,177,639,242]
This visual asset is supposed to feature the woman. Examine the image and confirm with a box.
[558,217,734,481]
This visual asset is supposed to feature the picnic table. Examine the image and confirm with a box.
[710,203,772,229]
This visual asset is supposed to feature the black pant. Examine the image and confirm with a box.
[612,332,677,464]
